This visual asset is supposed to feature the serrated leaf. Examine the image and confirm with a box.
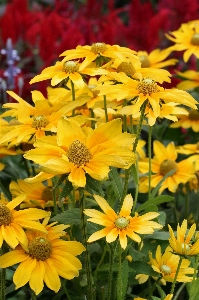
[109,167,123,200]
[85,174,104,196]
[128,247,145,261]
[51,208,81,226]
[117,260,129,300]
[136,195,174,213]
[129,261,159,277]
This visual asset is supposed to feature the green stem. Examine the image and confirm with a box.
[107,245,114,300]
[193,255,199,281]
[185,183,189,220]
[52,177,58,215]
[117,245,123,300]
[123,99,127,132]
[147,276,161,300]
[61,279,72,300]
[103,95,108,122]
[173,283,185,300]
[132,160,139,214]
[0,243,7,300]
[79,188,93,300]
[93,246,107,300]
[71,80,76,117]
[31,290,37,300]
[170,256,183,294]
[148,125,152,200]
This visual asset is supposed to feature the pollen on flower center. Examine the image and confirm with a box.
[117,62,136,76]
[29,236,52,261]
[62,61,79,73]
[115,217,129,229]
[159,159,178,176]
[91,42,107,54]
[139,55,151,68]
[181,243,191,253]
[32,115,49,129]
[137,78,159,95]
[188,109,199,120]
[68,139,92,166]
[41,187,53,201]
[0,204,13,226]
[160,264,171,274]
[191,33,199,45]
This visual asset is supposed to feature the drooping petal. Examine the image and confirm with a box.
[43,259,61,293]
[29,260,45,295]
[13,257,37,289]
[119,230,128,249]
[68,166,86,187]
[0,250,28,268]
[49,256,79,280]
[9,223,28,250]
[2,225,19,248]
[106,227,119,243]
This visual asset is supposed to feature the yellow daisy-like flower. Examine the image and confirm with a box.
[170,108,199,132]
[0,194,49,249]
[176,143,199,155]
[84,194,162,249]
[168,219,199,256]
[29,59,107,89]
[139,141,195,194]
[60,43,137,69]
[149,245,194,282]
[0,221,85,295]
[166,20,199,62]
[24,118,136,187]
[138,48,178,69]
[96,73,198,120]
[176,70,199,91]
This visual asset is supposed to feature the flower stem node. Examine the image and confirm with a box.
[137,78,159,95]
[160,159,177,176]
[0,204,13,226]
[29,237,52,261]
[68,139,92,166]
[62,61,79,73]
[91,43,107,54]
[191,33,199,45]
[114,217,129,229]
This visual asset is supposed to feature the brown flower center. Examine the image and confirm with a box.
[139,55,151,68]
[115,217,129,229]
[159,159,177,176]
[41,187,53,201]
[32,115,49,129]
[188,109,199,120]
[91,42,107,54]
[68,139,92,166]
[191,33,199,45]
[117,62,136,76]
[0,204,13,226]
[137,78,159,95]
[62,61,79,73]
[29,237,52,261]
[160,264,171,274]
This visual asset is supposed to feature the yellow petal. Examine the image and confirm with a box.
[2,225,19,248]
[49,256,79,280]
[14,257,37,289]
[119,230,127,249]
[0,249,28,268]
[119,194,133,217]
[6,194,26,210]
[14,208,49,220]
[87,227,112,243]
[29,260,45,295]
[93,195,117,220]
[43,259,61,293]
[68,167,86,187]
[51,240,85,255]
[106,227,119,243]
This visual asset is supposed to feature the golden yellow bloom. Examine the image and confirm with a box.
[24,118,136,187]
[138,48,178,69]
[0,220,85,295]
[60,43,137,69]
[168,219,199,255]
[166,20,199,62]
[139,141,195,194]
[164,295,173,300]
[84,194,162,249]
[170,109,199,132]
[0,194,49,249]
[149,245,194,282]
[176,70,199,90]
[176,143,199,155]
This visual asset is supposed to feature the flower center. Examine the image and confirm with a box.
[137,78,159,95]
[181,243,191,253]
[117,62,136,76]
[0,204,13,226]
[41,187,53,201]
[68,139,92,166]
[29,236,52,261]
[191,33,199,45]
[188,109,199,120]
[159,159,177,176]
[91,42,107,54]
[115,217,129,229]
[62,61,79,73]
[160,264,171,274]
[139,55,151,68]
[32,115,49,129]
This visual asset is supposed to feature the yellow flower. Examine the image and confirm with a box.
[166,20,199,62]
[60,43,137,69]
[96,73,197,121]
[135,273,149,284]
[176,143,199,155]
[84,194,162,249]
[139,141,195,194]
[176,70,199,90]
[149,245,194,282]
[168,219,199,256]
[170,108,199,132]
[164,295,173,300]
[29,59,107,89]
[0,221,85,295]
[24,118,136,187]
[0,194,49,249]
[138,48,178,69]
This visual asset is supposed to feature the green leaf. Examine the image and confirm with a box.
[136,195,174,213]
[188,277,199,300]
[129,261,159,277]
[155,283,166,299]
[131,164,138,185]
[128,247,146,261]
[52,174,68,190]
[150,169,176,198]
[51,208,81,226]
[117,260,129,300]
[109,167,123,200]
[85,174,104,196]
[58,180,73,202]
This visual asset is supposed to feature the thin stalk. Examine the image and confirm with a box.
[79,188,93,300]
[31,290,37,300]
[173,283,185,300]
[93,246,107,300]
[185,183,189,220]
[170,256,183,294]
[107,245,114,300]
[71,80,76,117]
[193,255,199,281]
[132,160,139,214]
[52,177,58,215]
[0,243,7,300]
[147,277,161,300]
[123,99,127,132]
[148,125,152,200]
[117,245,123,300]
[90,109,95,129]
[103,95,108,122]
[61,279,72,300]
